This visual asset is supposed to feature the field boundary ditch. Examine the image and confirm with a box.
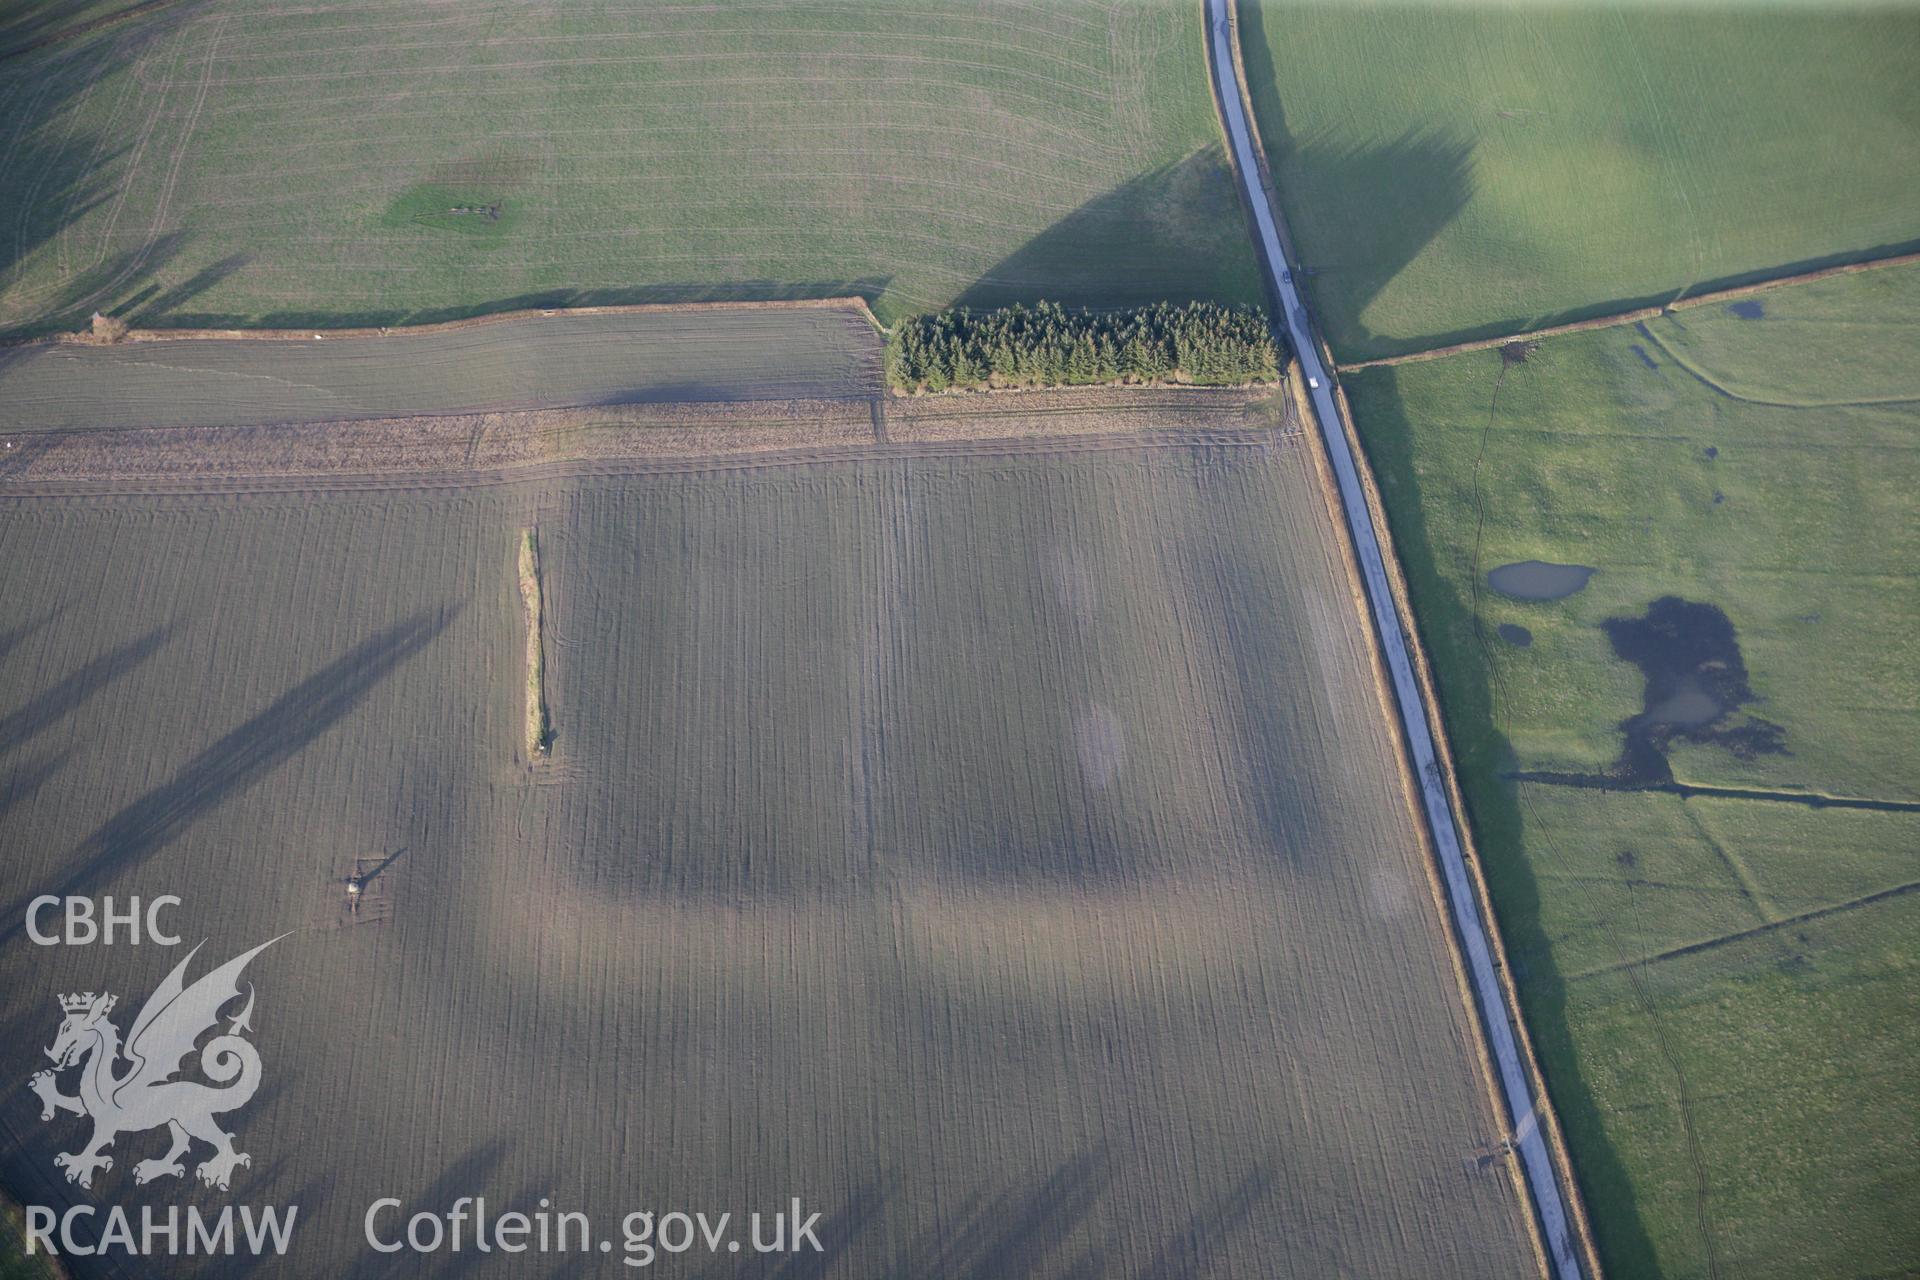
[1337,250,1920,372]
[1510,773,1920,814]
[1570,878,1920,982]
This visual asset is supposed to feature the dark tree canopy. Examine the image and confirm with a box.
[887,301,1280,392]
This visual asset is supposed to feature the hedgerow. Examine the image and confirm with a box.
[886,301,1279,392]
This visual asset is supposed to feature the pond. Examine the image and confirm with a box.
[1601,596,1786,783]
[1487,560,1596,601]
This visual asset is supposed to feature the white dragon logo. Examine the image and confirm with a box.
[27,937,282,1192]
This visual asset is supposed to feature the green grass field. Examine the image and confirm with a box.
[1240,0,1920,360]
[1345,263,1920,1277]
[0,0,1262,337]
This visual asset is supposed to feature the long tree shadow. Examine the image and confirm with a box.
[0,128,132,316]
[955,151,1261,316]
[0,0,185,60]
[1238,2,1920,357]
[347,1138,508,1280]
[1347,365,1661,1275]
[1235,0,1476,358]
[1276,126,1476,334]
[0,748,71,824]
[129,251,252,324]
[353,845,407,889]
[0,1,217,337]
[0,624,170,759]
[0,0,115,56]
[885,1150,1274,1278]
[901,1150,1114,1279]
[1130,1166,1270,1280]
[222,277,895,337]
[0,608,457,945]
[0,609,60,667]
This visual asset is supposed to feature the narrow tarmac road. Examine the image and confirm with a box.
[1203,2,1586,1276]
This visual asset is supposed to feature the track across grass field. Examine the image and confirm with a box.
[1343,263,1920,1277]
[0,387,1542,1277]
[0,0,1262,338]
[1239,0,1920,360]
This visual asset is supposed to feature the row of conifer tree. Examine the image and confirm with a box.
[886,301,1279,391]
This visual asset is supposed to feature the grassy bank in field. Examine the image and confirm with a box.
[1344,263,1920,1276]
[0,411,1538,1276]
[0,0,1261,337]
[517,528,549,758]
[1240,0,1920,360]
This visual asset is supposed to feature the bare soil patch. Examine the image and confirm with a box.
[0,387,1288,497]
[0,413,1536,1278]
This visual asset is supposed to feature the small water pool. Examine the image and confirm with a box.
[1487,561,1596,601]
